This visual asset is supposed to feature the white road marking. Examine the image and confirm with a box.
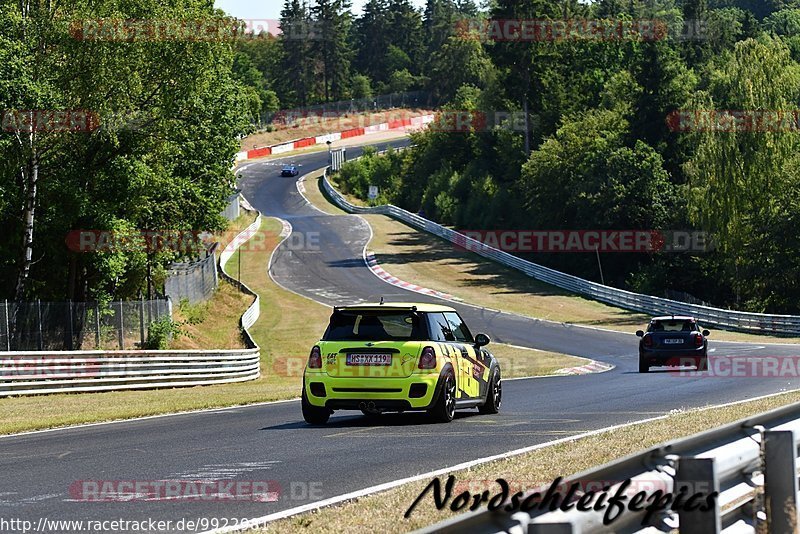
[201,387,800,534]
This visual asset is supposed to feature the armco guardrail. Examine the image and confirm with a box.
[0,350,259,396]
[418,400,800,533]
[322,169,800,335]
[218,203,262,349]
[0,204,262,396]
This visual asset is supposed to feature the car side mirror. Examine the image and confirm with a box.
[702,329,710,337]
[636,330,644,337]
[475,333,491,347]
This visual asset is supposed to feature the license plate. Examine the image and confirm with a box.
[664,339,684,344]
[346,354,392,366]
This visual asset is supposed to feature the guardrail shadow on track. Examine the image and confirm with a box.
[321,168,800,336]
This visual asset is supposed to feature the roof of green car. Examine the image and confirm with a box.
[336,302,457,313]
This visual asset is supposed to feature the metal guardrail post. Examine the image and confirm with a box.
[139,296,145,347]
[117,301,124,350]
[676,458,721,534]
[763,430,798,533]
[37,299,43,350]
[4,300,9,351]
[68,300,74,351]
[94,302,100,349]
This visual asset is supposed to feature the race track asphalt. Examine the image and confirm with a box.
[2,138,799,533]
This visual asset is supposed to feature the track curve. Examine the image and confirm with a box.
[2,138,800,533]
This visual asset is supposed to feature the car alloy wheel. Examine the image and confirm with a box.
[444,375,456,420]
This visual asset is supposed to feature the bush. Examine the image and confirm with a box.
[145,317,186,350]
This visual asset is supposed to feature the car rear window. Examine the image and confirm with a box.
[649,320,696,332]
[323,311,426,341]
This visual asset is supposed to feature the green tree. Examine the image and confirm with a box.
[520,109,677,284]
[232,51,280,124]
[280,0,315,107]
[489,0,562,153]
[686,37,800,302]
[352,0,390,83]
[311,0,354,102]
[351,74,374,98]
[388,69,417,92]
[427,36,495,102]
[424,0,458,58]
[0,1,251,302]
[387,0,426,71]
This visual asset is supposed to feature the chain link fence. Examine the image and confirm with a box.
[0,298,171,351]
[164,243,219,305]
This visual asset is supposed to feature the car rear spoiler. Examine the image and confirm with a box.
[333,306,418,313]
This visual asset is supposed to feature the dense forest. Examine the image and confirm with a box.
[3,0,800,315]
[329,0,800,313]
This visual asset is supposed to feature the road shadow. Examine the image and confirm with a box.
[260,410,483,431]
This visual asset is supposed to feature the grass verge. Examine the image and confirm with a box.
[0,217,582,435]
[310,174,800,344]
[252,389,800,534]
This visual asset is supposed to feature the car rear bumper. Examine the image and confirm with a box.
[640,347,706,366]
[303,372,441,410]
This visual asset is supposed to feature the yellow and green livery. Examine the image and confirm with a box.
[302,302,502,424]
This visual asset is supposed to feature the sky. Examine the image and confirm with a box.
[214,0,428,21]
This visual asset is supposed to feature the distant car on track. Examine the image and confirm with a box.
[301,302,501,424]
[637,316,710,373]
[281,164,299,177]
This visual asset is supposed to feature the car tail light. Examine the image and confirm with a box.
[418,346,436,369]
[643,335,653,348]
[308,346,322,369]
[694,334,704,347]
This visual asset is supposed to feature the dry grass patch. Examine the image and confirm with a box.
[252,390,800,534]
[170,282,251,351]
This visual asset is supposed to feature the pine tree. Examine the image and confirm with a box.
[424,0,457,59]
[310,0,353,102]
[387,0,426,73]
[489,0,562,154]
[353,0,391,83]
[280,0,314,107]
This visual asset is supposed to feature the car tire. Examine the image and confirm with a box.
[428,372,456,423]
[638,358,649,373]
[302,389,330,425]
[479,368,501,415]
